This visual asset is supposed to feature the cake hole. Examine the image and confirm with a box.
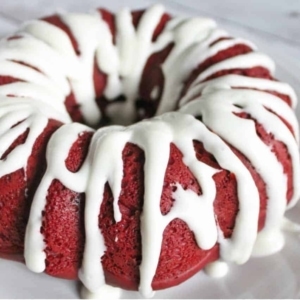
[196,115,203,122]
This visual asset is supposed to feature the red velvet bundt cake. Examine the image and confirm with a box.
[0,4,299,299]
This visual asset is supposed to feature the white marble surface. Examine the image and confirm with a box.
[0,0,299,299]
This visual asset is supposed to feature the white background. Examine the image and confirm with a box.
[0,0,299,298]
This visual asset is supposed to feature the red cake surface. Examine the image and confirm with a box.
[0,119,62,256]
[38,121,293,290]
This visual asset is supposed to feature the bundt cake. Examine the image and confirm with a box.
[0,3,299,299]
